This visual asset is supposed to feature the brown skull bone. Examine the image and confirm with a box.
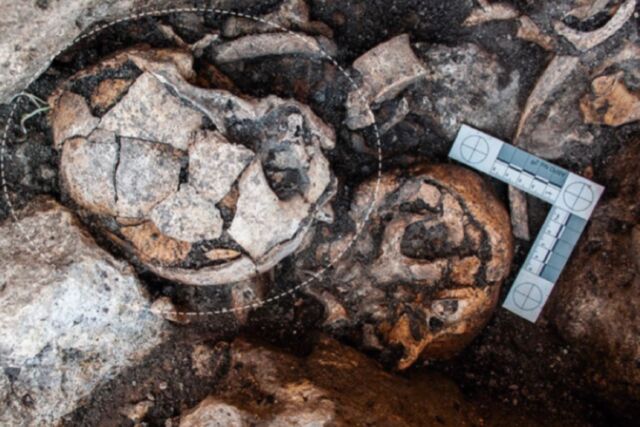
[49,47,336,286]
[300,164,513,369]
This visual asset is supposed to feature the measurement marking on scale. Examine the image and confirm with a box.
[449,125,604,322]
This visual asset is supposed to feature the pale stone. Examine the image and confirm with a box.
[180,397,251,427]
[0,198,166,426]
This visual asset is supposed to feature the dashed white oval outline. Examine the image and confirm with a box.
[0,7,382,318]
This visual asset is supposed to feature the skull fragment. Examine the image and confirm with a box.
[49,48,336,285]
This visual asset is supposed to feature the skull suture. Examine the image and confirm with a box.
[49,48,336,285]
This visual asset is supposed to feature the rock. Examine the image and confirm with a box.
[211,32,337,64]
[553,0,636,52]
[0,0,274,103]
[180,397,253,427]
[295,164,514,369]
[549,140,640,417]
[411,42,521,141]
[580,71,640,126]
[345,34,427,130]
[175,337,494,426]
[0,198,166,426]
[514,55,590,159]
[49,47,336,286]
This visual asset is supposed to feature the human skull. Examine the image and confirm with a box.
[49,47,336,285]
[295,164,514,369]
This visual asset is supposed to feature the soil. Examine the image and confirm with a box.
[1,1,638,426]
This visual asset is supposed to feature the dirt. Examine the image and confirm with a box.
[1,1,638,426]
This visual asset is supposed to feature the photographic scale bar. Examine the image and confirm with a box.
[449,125,604,322]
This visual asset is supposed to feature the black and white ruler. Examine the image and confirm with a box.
[449,125,604,322]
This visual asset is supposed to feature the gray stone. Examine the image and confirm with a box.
[0,198,166,426]
[412,42,521,141]
[116,137,182,219]
[0,0,271,103]
[150,185,224,243]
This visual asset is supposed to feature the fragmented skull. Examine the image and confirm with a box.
[49,47,336,285]
[295,164,514,369]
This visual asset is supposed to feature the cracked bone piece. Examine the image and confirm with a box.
[188,131,255,203]
[150,185,224,243]
[517,16,556,51]
[463,2,519,26]
[222,0,332,38]
[345,34,427,130]
[100,72,204,151]
[212,32,337,64]
[49,47,336,286]
[296,164,514,369]
[228,160,310,260]
[553,0,637,52]
[49,91,100,148]
[59,129,118,216]
[580,71,640,126]
[115,137,182,220]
